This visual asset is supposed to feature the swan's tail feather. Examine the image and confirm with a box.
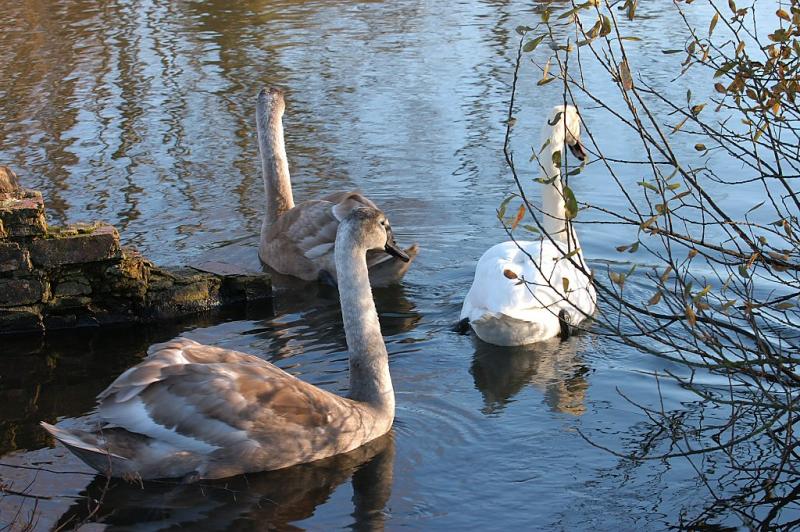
[41,422,129,475]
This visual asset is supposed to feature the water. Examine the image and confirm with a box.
[0,0,760,529]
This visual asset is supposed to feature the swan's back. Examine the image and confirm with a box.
[461,240,595,345]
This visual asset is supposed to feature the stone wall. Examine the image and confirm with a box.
[0,166,270,335]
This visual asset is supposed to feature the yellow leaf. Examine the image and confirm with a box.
[512,204,526,229]
[672,116,688,133]
[709,13,719,36]
[685,305,697,327]
[619,60,633,90]
[648,291,662,306]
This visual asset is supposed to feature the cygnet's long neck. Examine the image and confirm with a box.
[540,127,576,245]
[335,228,395,415]
[256,94,295,230]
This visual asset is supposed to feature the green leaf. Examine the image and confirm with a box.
[552,149,562,168]
[638,180,659,191]
[522,224,541,234]
[567,165,584,176]
[600,14,612,37]
[714,61,737,78]
[498,195,514,220]
[558,6,584,19]
[523,35,546,52]
[746,201,765,214]
[562,277,570,293]
[738,263,750,278]
[564,185,578,219]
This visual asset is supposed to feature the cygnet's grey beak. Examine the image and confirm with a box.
[384,228,410,262]
[568,139,587,162]
[385,241,410,262]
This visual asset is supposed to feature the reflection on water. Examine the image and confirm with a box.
[56,432,395,530]
[0,0,743,528]
[471,336,590,416]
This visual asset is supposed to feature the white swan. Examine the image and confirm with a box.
[41,207,407,481]
[257,88,417,285]
[460,105,596,346]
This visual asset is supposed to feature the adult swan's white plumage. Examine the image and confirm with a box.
[42,207,409,481]
[460,105,596,346]
[257,87,417,285]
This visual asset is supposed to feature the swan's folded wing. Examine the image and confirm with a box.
[97,340,348,452]
[321,191,379,218]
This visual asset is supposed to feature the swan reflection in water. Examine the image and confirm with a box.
[55,431,395,530]
[470,335,591,416]
[236,281,421,363]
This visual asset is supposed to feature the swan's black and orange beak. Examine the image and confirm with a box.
[384,228,410,262]
[568,139,587,162]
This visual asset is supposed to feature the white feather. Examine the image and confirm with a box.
[304,242,334,259]
[100,398,220,454]
[462,240,595,345]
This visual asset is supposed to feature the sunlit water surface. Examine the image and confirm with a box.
[0,0,760,529]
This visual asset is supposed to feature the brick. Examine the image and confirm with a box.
[0,166,20,194]
[0,278,45,306]
[0,242,31,273]
[0,191,47,237]
[53,278,92,297]
[0,305,43,334]
[29,224,121,267]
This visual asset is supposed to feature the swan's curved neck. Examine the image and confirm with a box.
[540,128,576,244]
[257,100,295,228]
[335,231,394,414]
